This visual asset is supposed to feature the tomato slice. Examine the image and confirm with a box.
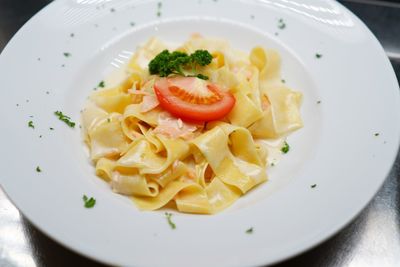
[154,77,235,122]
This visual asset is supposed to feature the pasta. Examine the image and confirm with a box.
[81,35,303,214]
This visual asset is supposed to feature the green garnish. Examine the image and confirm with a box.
[130,22,135,27]
[54,111,75,128]
[70,33,75,38]
[271,162,275,167]
[317,100,321,104]
[281,79,286,83]
[157,2,162,17]
[311,184,317,188]
[196,73,209,80]
[165,212,176,229]
[374,133,380,136]
[49,127,54,130]
[63,52,71,57]
[315,53,322,59]
[246,227,254,234]
[149,49,212,80]
[107,118,111,123]
[36,166,41,172]
[98,80,105,88]
[83,195,96,208]
[28,121,34,129]
[281,141,290,154]
[278,18,286,29]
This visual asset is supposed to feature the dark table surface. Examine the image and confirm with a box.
[1,0,399,266]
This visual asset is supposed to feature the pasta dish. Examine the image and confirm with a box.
[81,35,303,214]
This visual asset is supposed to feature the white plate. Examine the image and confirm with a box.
[1,0,399,266]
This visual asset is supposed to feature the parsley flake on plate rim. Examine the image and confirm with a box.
[54,111,75,128]
[246,227,254,234]
[83,195,96,208]
[28,121,34,129]
[281,141,290,154]
[165,212,176,229]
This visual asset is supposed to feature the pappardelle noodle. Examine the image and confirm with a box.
[81,35,303,214]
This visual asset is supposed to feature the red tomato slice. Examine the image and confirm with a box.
[154,77,235,122]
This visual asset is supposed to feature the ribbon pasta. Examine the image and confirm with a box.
[81,36,303,214]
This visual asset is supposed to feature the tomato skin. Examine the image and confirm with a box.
[154,78,235,122]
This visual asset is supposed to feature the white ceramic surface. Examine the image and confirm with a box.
[0,0,399,266]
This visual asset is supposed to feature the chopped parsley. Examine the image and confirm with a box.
[149,49,212,79]
[311,184,317,188]
[39,135,42,138]
[83,195,96,208]
[130,22,136,27]
[281,79,286,83]
[36,166,41,172]
[165,212,176,229]
[63,52,71,58]
[157,2,162,17]
[246,227,254,234]
[107,118,111,123]
[315,53,322,59]
[28,121,34,129]
[196,73,209,80]
[49,127,54,130]
[46,91,50,95]
[70,33,75,38]
[98,80,105,88]
[278,18,286,29]
[54,111,75,128]
[271,162,275,167]
[374,133,380,136]
[317,100,321,104]
[281,141,290,154]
